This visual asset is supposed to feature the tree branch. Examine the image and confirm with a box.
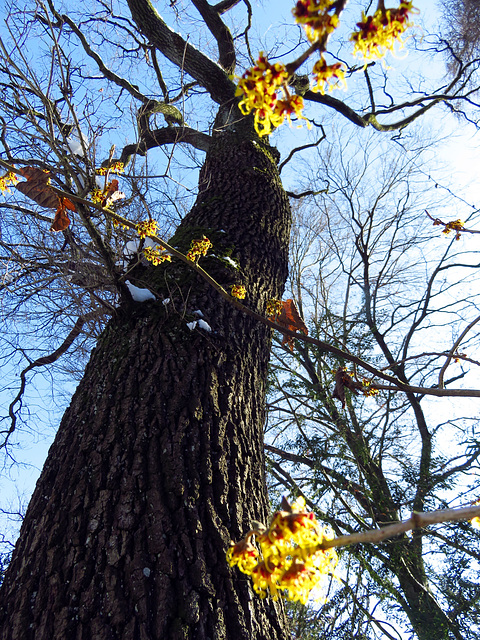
[319,505,480,550]
[1,158,479,400]
[118,126,211,165]
[2,311,100,450]
[303,90,368,127]
[438,313,480,388]
[48,3,151,106]
[278,126,326,173]
[191,0,236,72]
[213,0,241,13]
[126,0,236,104]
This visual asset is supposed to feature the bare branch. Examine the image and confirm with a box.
[278,125,326,173]
[438,313,480,388]
[213,0,241,13]
[191,0,236,72]
[126,0,236,105]
[320,505,480,550]
[3,311,101,450]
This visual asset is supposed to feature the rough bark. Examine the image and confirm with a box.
[0,136,291,639]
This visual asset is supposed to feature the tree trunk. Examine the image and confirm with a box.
[392,543,461,640]
[0,137,291,640]
[307,372,460,640]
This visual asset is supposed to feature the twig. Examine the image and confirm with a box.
[278,126,326,173]
[2,157,480,399]
[319,505,480,550]
[2,311,99,450]
[438,314,480,388]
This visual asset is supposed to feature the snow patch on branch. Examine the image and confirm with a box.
[67,132,89,157]
[124,240,140,256]
[221,256,238,268]
[186,319,212,332]
[126,280,155,302]
[197,319,212,332]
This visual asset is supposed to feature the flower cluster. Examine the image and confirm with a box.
[90,187,104,204]
[312,57,347,94]
[236,54,308,137]
[137,219,158,239]
[361,378,380,397]
[437,218,464,240]
[0,171,19,194]
[292,0,339,43]
[351,1,416,63]
[144,245,172,266]
[227,497,337,604]
[231,284,247,299]
[266,298,284,317]
[96,162,125,175]
[113,219,130,230]
[186,235,212,261]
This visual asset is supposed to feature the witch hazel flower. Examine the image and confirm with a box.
[312,56,347,94]
[227,496,337,604]
[137,219,158,239]
[292,0,339,44]
[231,284,247,299]
[186,235,212,261]
[235,53,309,136]
[0,171,19,194]
[351,1,417,64]
[143,245,172,265]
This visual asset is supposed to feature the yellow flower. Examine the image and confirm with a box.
[0,171,19,194]
[312,57,347,94]
[231,284,246,299]
[227,496,337,604]
[96,162,125,175]
[266,298,284,317]
[274,95,311,129]
[293,0,339,43]
[137,219,158,239]
[235,54,309,136]
[90,187,104,204]
[112,218,130,230]
[442,219,464,240]
[471,517,480,529]
[280,558,325,604]
[144,245,172,266]
[186,235,212,261]
[361,377,380,397]
[227,537,259,574]
[351,1,416,63]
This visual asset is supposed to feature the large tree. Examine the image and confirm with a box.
[0,1,479,639]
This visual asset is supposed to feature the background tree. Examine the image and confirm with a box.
[266,130,480,639]
[0,1,479,639]
[440,0,480,72]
